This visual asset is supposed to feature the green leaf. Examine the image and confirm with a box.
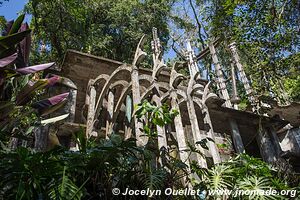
[0,30,31,57]
[24,126,35,135]
[48,166,83,200]
[143,125,150,135]
[16,79,48,105]
[8,14,25,35]
[0,68,17,78]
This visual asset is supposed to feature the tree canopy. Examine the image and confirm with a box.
[3,0,298,102]
[24,0,174,64]
[211,0,300,103]
[169,0,300,103]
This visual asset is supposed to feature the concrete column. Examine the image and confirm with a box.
[86,85,96,137]
[186,98,208,168]
[229,42,256,108]
[105,90,114,138]
[68,89,77,122]
[230,62,240,110]
[202,105,221,164]
[125,95,132,139]
[153,95,168,154]
[209,43,232,108]
[186,40,198,78]
[131,68,145,146]
[268,126,283,157]
[34,125,49,152]
[170,92,191,168]
[256,127,278,163]
[229,119,245,153]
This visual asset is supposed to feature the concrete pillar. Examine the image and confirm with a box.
[230,62,240,110]
[153,95,168,153]
[106,90,114,138]
[186,98,208,168]
[268,126,283,157]
[209,43,232,108]
[229,42,256,109]
[256,127,278,163]
[229,119,245,153]
[202,105,221,164]
[131,68,145,146]
[86,85,96,138]
[170,92,191,168]
[34,125,49,151]
[125,95,132,139]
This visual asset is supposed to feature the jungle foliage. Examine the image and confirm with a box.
[0,101,190,199]
[192,154,299,199]
[0,0,299,199]
[0,14,71,147]
[1,101,299,199]
[23,0,173,64]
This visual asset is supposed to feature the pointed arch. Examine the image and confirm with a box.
[94,65,132,119]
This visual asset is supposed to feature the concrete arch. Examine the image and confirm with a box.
[93,74,110,85]
[157,82,170,93]
[139,74,153,89]
[139,74,153,83]
[171,73,185,88]
[112,83,133,123]
[94,65,132,120]
[141,84,160,101]
[176,89,187,101]
[110,80,129,90]
[192,96,204,111]
[191,84,204,98]
[161,92,170,102]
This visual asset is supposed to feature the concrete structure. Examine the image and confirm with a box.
[48,29,300,172]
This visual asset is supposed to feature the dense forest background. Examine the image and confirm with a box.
[1,0,299,104]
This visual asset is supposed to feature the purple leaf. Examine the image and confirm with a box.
[46,74,77,89]
[32,93,69,116]
[48,92,69,105]
[0,53,17,67]
[15,45,26,68]
[16,62,55,75]
[32,92,69,112]
[19,23,31,66]
[47,75,61,86]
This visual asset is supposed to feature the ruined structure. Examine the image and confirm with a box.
[49,28,300,171]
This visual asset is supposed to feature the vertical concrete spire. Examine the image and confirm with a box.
[229,42,256,110]
[209,42,232,108]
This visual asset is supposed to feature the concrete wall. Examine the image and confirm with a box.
[280,127,300,155]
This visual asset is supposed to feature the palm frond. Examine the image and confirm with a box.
[48,166,83,200]
[236,176,280,200]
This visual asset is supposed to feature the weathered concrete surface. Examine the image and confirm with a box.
[57,49,291,167]
[279,127,300,154]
